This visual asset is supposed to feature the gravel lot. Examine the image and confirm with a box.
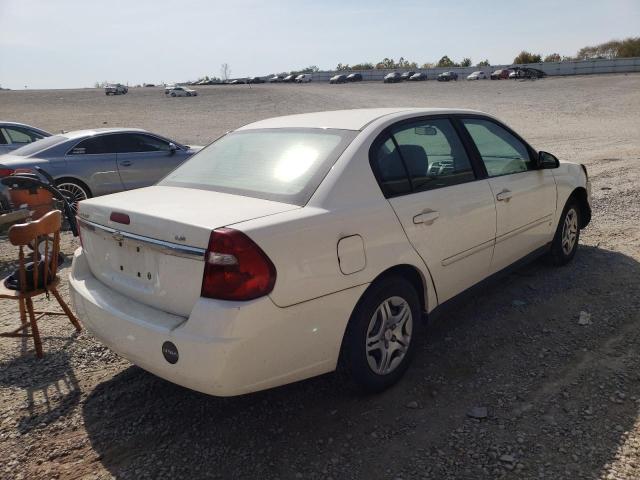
[1,74,639,480]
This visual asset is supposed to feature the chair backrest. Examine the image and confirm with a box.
[8,210,62,293]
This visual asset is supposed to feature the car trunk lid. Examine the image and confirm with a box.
[77,185,298,317]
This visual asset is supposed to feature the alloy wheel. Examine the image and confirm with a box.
[366,296,413,375]
[57,182,88,213]
[561,208,578,255]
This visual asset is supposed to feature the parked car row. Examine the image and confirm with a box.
[109,66,547,92]
[267,74,313,83]
[326,67,546,84]
[329,73,363,84]
[0,124,202,210]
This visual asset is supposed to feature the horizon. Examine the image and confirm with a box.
[0,0,638,90]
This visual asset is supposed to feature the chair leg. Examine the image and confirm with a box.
[51,287,82,332]
[25,298,43,358]
[18,298,28,327]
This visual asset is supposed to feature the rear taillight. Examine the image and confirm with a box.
[201,228,276,301]
[110,212,130,224]
[0,168,15,178]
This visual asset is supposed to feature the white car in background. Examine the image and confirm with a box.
[166,86,198,97]
[467,71,487,80]
[295,74,312,83]
[70,108,591,396]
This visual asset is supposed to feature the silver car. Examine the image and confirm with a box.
[0,128,201,207]
[0,121,51,154]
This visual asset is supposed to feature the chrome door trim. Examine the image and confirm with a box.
[77,218,206,260]
[441,238,495,267]
[494,214,553,245]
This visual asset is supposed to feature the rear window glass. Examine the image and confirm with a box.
[11,135,67,156]
[160,128,357,205]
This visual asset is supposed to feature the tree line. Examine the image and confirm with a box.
[327,36,640,72]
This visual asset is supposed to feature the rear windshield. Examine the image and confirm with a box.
[160,128,357,205]
[11,135,68,156]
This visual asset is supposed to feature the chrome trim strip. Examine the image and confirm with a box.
[441,214,553,267]
[77,218,206,260]
[495,214,553,245]
[441,238,495,267]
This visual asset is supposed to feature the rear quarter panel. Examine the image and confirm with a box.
[230,126,438,311]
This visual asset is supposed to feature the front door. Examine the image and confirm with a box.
[114,133,187,190]
[371,117,497,303]
[459,117,557,273]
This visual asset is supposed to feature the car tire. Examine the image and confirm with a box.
[342,276,421,393]
[171,92,176,97]
[548,199,581,266]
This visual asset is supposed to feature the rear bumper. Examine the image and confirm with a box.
[69,248,366,396]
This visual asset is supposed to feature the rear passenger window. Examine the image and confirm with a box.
[371,138,412,197]
[68,136,115,155]
[370,119,476,197]
[391,119,475,192]
[5,127,45,144]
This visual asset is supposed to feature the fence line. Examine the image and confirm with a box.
[306,57,640,82]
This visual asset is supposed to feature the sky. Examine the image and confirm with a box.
[0,0,638,89]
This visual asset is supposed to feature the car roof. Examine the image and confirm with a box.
[0,121,46,130]
[238,108,490,131]
[58,128,149,139]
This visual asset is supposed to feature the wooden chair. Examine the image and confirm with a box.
[0,210,81,358]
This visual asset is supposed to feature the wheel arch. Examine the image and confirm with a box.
[567,187,591,228]
[370,264,429,314]
[337,263,430,370]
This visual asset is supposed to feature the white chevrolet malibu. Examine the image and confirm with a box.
[69,108,591,396]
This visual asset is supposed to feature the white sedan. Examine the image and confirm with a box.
[467,71,487,80]
[69,108,591,396]
[295,74,312,83]
[166,86,198,97]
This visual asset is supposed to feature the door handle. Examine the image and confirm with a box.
[496,189,512,202]
[413,209,440,225]
[119,160,132,167]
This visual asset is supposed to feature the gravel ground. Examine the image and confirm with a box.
[0,74,639,480]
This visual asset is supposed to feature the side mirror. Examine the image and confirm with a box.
[169,143,177,155]
[538,151,559,169]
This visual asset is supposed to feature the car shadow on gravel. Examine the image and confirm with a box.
[81,245,640,479]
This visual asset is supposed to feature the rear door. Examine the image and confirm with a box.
[64,134,123,195]
[371,117,497,303]
[458,117,557,273]
[114,133,189,190]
